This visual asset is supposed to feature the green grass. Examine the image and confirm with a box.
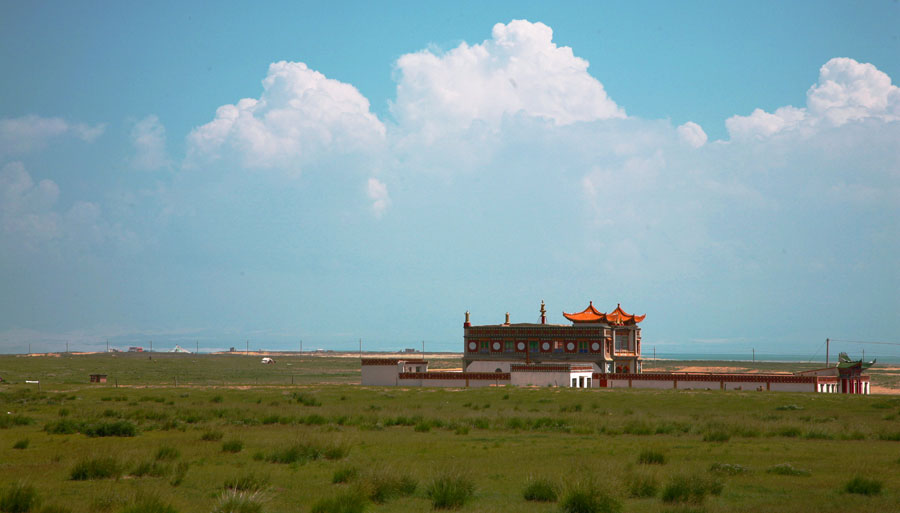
[637,449,666,465]
[309,490,366,513]
[559,480,621,513]
[0,482,40,513]
[844,476,883,496]
[69,457,122,480]
[426,472,474,509]
[1,354,899,512]
[522,477,558,502]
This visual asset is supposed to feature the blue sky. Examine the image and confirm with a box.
[1,1,898,357]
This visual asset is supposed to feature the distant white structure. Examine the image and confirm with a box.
[261,357,275,364]
[169,345,191,353]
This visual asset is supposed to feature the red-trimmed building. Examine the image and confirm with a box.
[462,301,644,375]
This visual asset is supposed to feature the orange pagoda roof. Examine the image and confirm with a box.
[563,302,645,325]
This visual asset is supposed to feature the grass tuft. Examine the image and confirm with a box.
[309,489,366,513]
[661,475,722,504]
[367,470,417,503]
[0,482,40,513]
[559,481,621,513]
[626,473,658,499]
[426,472,475,510]
[637,449,666,465]
[212,490,265,513]
[12,438,29,450]
[69,456,122,480]
[201,430,224,441]
[224,473,269,493]
[222,440,244,453]
[522,477,557,502]
[155,446,179,461]
[332,466,358,484]
[843,476,882,496]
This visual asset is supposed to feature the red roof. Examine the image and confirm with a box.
[563,302,645,325]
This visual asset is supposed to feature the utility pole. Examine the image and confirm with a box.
[66,341,68,353]
[106,339,109,352]
[826,338,830,366]
[422,340,425,355]
[150,340,153,352]
[358,338,362,357]
[28,342,31,355]
[300,339,303,353]
[246,340,249,355]
[653,346,656,360]
[196,340,199,354]
[752,348,755,362]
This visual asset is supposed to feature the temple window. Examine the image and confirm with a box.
[578,341,588,353]
[504,341,514,353]
[529,341,538,352]
[479,341,489,353]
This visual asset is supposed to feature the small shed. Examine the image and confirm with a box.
[89,374,108,383]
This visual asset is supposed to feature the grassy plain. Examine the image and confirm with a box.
[1,353,899,513]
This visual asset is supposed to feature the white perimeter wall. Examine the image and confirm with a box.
[361,365,399,386]
[466,361,518,372]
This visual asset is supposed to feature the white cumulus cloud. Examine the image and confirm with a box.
[367,177,390,218]
[131,115,170,170]
[0,115,104,156]
[391,19,624,137]
[726,58,899,140]
[188,61,386,171]
[0,161,61,244]
[676,121,708,148]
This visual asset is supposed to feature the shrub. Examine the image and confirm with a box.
[118,495,178,513]
[776,404,803,411]
[844,476,882,496]
[626,474,658,498]
[414,421,431,433]
[803,430,833,440]
[878,431,900,441]
[766,464,810,477]
[638,449,666,465]
[309,490,366,513]
[44,419,81,435]
[522,477,557,502]
[211,395,224,403]
[0,482,40,513]
[12,439,29,450]
[69,457,122,480]
[559,482,621,513]
[222,440,244,453]
[155,446,180,461]
[224,474,269,493]
[426,472,475,509]
[708,463,749,475]
[212,490,265,513]
[332,466,358,484]
[661,475,722,504]
[82,421,137,438]
[368,471,417,503]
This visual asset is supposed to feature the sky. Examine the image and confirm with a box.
[1,1,898,357]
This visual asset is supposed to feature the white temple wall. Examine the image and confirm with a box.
[770,382,816,392]
[466,361,516,373]
[361,365,400,386]
[511,371,572,387]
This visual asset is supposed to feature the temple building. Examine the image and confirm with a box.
[462,301,644,375]
[359,300,872,394]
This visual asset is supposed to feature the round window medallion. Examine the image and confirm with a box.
[567,342,575,350]
[517,342,525,350]
[492,342,500,350]
[542,342,550,350]
[591,342,600,351]
[468,342,476,351]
